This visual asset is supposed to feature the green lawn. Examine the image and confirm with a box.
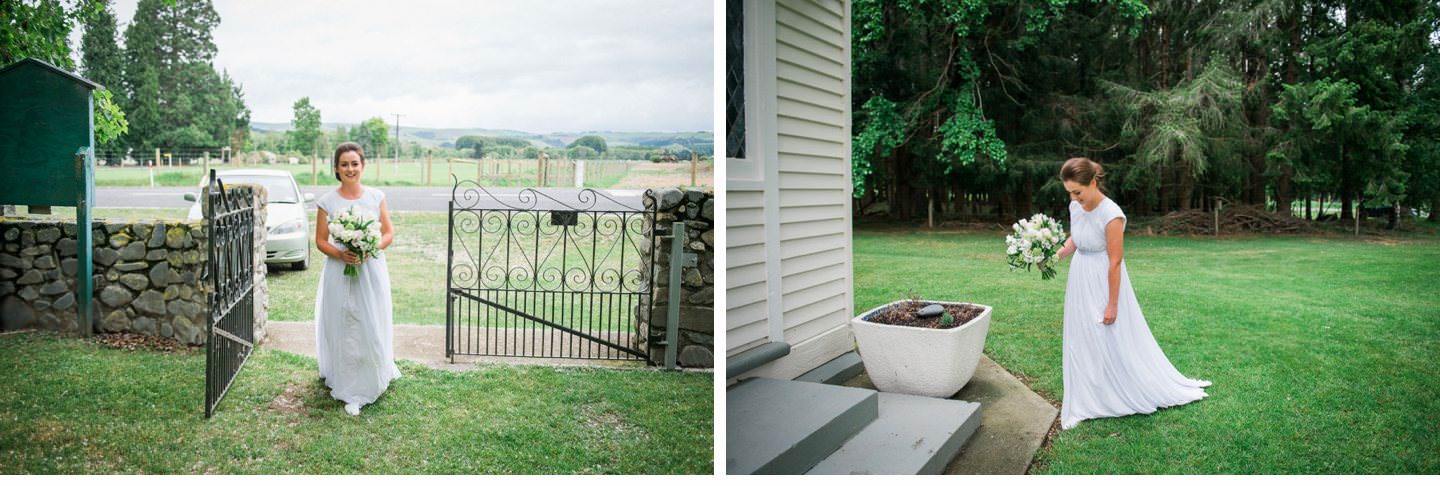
[93,161,635,189]
[266,211,649,328]
[0,332,712,474]
[854,228,1440,474]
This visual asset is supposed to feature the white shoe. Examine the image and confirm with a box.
[344,402,361,416]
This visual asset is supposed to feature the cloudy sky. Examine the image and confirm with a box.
[73,0,715,133]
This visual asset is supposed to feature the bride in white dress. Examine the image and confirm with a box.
[312,142,402,416]
[1051,157,1210,429]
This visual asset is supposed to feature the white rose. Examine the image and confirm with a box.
[1007,245,1018,255]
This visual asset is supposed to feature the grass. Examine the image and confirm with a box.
[0,332,712,474]
[853,227,1440,474]
[93,161,637,189]
[265,211,650,328]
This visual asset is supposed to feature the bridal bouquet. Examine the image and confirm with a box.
[329,206,382,278]
[1006,213,1067,280]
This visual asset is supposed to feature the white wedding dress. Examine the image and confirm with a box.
[313,187,401,409]
[1061,197,1209,429]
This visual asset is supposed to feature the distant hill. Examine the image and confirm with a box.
[251,122,712,152]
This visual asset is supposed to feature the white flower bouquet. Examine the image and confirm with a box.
[329,206,382,278]
[1006,213,1067,280]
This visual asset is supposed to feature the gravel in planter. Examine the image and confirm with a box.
[867,300,985,330]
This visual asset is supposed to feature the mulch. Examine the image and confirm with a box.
[865,300,985,330]
[93,332,191,352]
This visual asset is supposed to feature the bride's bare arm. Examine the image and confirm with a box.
[1054,235,1076,261]
[378,199,394,251]
[1103,219,1125,323]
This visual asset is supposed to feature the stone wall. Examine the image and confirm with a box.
[639,188,715,367]
[0,185,269,345]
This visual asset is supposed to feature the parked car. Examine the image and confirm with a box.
[185,170,315,270]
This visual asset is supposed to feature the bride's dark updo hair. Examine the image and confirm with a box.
[332,142,365,182]
[1060,157,1105,192]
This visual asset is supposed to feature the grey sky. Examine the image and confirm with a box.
[74,0,715,133]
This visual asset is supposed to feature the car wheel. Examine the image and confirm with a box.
[292,247,310,271]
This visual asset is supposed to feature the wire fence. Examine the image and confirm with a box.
[90,149,642,188]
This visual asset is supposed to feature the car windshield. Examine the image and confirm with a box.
[207,175,300,204]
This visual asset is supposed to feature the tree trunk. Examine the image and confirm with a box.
[1159,177,1171,214]
[1430,197,1439,222]
[1277,165,1294,216]
[1304,192,1312,220]
[1177,164,1194,211]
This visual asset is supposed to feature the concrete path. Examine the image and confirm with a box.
[261,320,648,372]
[843,354,1058,475]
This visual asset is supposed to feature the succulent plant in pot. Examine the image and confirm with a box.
[849,297,993,398]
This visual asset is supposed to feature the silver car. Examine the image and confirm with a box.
[185,170,315,270]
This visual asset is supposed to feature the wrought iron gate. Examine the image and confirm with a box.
[204,170,256,418]
[446,182,656,362]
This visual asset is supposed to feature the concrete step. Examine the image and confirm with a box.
[794,351,864,385]
[726,377,878,474]
[806,392,982,475]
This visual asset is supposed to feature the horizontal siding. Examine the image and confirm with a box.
[728,280,767,311]
[727,0,851,359]
[778,204,847,224]
[774,152,846,176]
[778,171,847,190]
[783,283,849,322]
[783,0,845,28]
[783,306,851,346]
[776,78,844,120]
[780,218,847,242]
[777,1,844,46]
[779,188,849,207]
[728,260,767,292]
[728,188,764,208]
[780,260,847,291]
[728,320,769,355]
[777,114,844,143]
[727,224,766,250]
[727,243,767,271]
[781,244,847,271]
[776,95,844,132]
[776,59,844,97]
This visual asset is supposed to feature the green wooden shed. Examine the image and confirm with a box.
[0,57,100,335]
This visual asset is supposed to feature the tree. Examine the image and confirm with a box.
[121,0,245,150]
[351,117,389,159]
[2,0,128,145]
[80,1,132,152]
[568,146,598,159]
[567,135,608,155]
[288,97,322,154]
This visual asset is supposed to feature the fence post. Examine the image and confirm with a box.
[666,221,687,370]
[691,152,698,186]
[426,150,432,186]
[204,150,210,177]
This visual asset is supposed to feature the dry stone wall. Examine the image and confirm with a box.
[0,185,269,345]
[638,188,714,368]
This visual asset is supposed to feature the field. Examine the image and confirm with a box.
[854,228,1440,474]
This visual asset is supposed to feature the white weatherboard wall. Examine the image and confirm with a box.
[728,0,853,381]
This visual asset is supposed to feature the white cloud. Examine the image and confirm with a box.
[75,0,714,133]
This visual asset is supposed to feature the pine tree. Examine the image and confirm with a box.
[121,0,244,152]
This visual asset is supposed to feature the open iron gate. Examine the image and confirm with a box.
[204,170,256,417]
[446,182,656,362]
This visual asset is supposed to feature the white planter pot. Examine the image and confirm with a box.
[850,300,993,398]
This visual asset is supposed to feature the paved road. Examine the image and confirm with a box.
[96,186,648,212]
